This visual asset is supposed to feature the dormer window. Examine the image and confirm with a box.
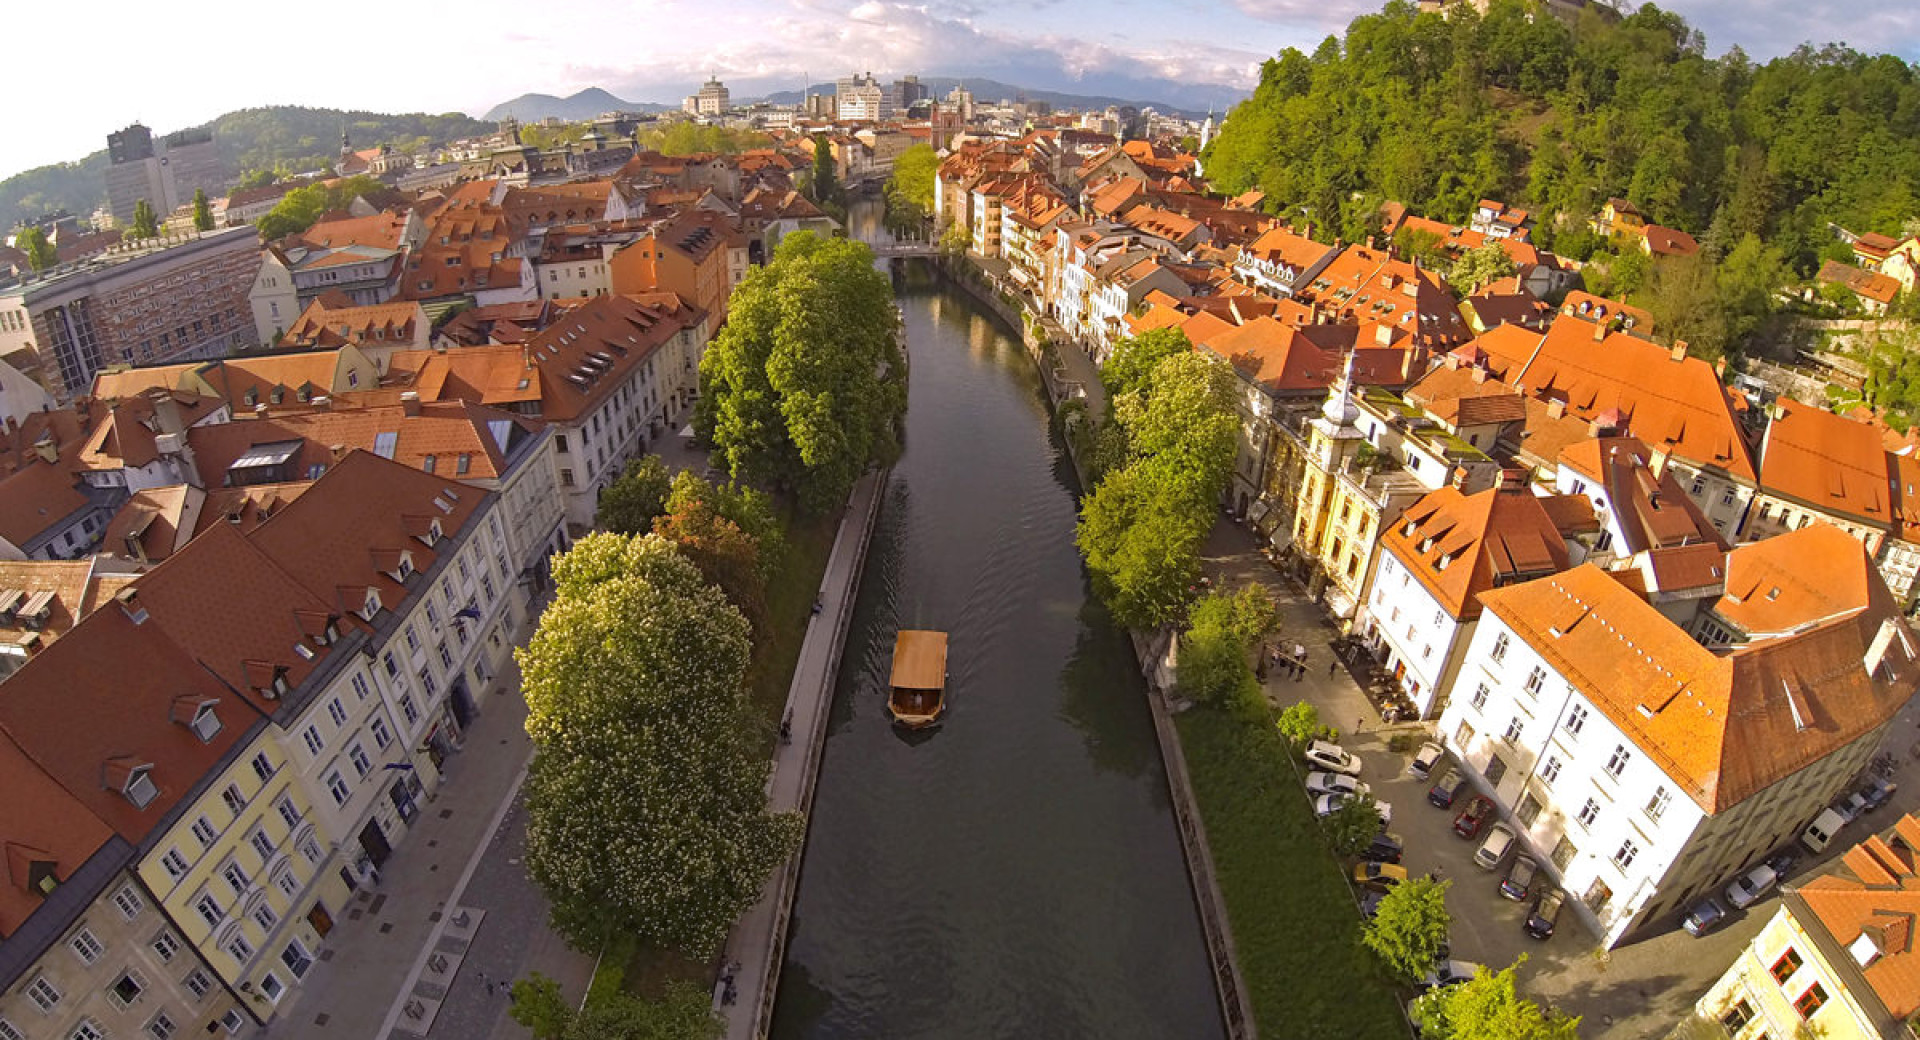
[121,763,158,809]
[362,588,382,621]
[273,669,290,697]
[397,553,415,580]
[190,704,222,741]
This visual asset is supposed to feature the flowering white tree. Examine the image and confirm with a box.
[517,533,804,952]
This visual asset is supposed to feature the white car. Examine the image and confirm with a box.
[1305,739,1362,777]
[1306,771,1370,798]
[1407,741,1446,781]
[1417,960,1484,992]
[1725,864,1780,910]
[1314,792,1393,825]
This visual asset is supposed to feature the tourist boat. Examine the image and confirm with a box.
[887,630,948,728]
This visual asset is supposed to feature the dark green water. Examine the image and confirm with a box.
[769,258,1225,1039]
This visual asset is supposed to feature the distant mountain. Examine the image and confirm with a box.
[0,106,493,232]
[484,88,672,123]
[757,77,1236,120]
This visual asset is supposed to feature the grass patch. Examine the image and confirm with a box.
[1175,707,1406,1039]
[748,503,838,727]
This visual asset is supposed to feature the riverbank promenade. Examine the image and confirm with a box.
[718,468,888,1040]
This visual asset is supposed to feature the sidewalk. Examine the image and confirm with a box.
[263,652,594,1040]
[716,469,888,1040]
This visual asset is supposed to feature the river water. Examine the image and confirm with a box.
[768,206,1224,1039]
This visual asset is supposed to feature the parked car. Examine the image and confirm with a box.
[1801,807,1850,854]
[1725,864,1780,909]
[1474,824,1517,870]
[1500,855,1539,901]
[1305,739,1363,777]
[1682,898,1728,938]
[1416,960,1484,993]
[1407,741,1446,781]
[1315,792,1393,825]
[1306,771,1370,798]
[1427,769,1466,809]
[1767,850,1799,879]
[1525,889,1565,940]
[1453,796,1495,839]
[1363,832,1406,864]
[1835,791,1871,821]
[1859,778,1899,812]
[1358,889,1387,919]
[1354,861,1409,891]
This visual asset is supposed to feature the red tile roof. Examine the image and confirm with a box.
[1761,398,1896,527]
[1383,486,1573,618]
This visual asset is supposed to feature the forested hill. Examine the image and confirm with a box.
[1201,0,1920,276]
[0,107,492,230]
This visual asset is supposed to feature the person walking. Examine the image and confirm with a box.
[1329,658,1338,679]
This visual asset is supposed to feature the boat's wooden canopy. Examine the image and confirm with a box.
[891,630,948,690]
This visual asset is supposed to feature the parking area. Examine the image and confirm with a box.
[1204,518,1920,1038]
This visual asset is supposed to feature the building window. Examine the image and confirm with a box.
[252,904,279,931]
[26,976,60,1011]
[1794,982,1827,1019]
[327,698,348,727]
[281,940,315,978]
[250,752,274,782]
[1502,717,1524,745]
[113,886,144,920]
[221,783,246,817]
[1483,754,1509,784]
[1470,683,1489,710]
[1455,720,1475,746]
[1772,948,1803,983]
[302,726,325,756]
[226,934,253,962]
[145,1010,177,1040]
[1490,632,1510,662]
[190,815,218,847]
[0,1018,20,1040]
[109,972,144,1007]
[250,829,274,861]
[352,673,371,701]
[1577,799,1601,828]
[184,970,212,1000]
[1613,839,1639,870]
[161,848,190,879]
[1604,743,1631,779]
[1645,786,1671,822]
[151,931,180,962]
[400,694,420,726]
[1563,704,1588,738]
[1516,793,1542,827]
[349,744,372,778]
[69,928,104,964]
[195,895,223,928]
[223,863,248,897]
[1719,1000,1753,1031]
[326,770,351,806]
[1523,667,1544,695]
[1539,756,1562,786]
[371,716,393,749]
[69,1022,104,1040]
[560,468,575,487]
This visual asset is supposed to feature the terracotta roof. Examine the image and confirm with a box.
[196,482,313,538]
[0,410,94,548]
[299,209,412,251]
[1644,224,1700,257]
[186,400,533,485]
[0,558,103,654]
[514,294,702,424]
[1761,398,1896,526]
[1483,548,1915,813]
[1818,261,1902,306]
[0,731,117,939]
[1559,436,1725,553]
[284,299,427,350]
[92,351,355,413]
[1473,322,1756,481]
[100,485,203,564]
[1714,521,1875,637]
[1559,290,1654,335]
[1383,486,1573,619]
[1297,245,1468,350]
[76,391,223,472]
[1794,815,1920,1020]
[1240,225,1335,275]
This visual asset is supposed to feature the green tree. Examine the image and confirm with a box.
[517,534,804,953]
[698,232,905,513]
[1364,877,1452,981]
[236,168,279,191]
[191,188,214,232]
[1411,957,1579,1040]
[509,973,572,1040]
[1077,460,1210,628]
[596,456,674,534]
[884,143,938,233]
[15,227,57,273]
[1321,793,1386,858]
[664,470,785,576]
[1100,328,1192,400]
[1176,586,1273,711]
[1275,700,1334,748]
[254,175,385,241]
[808,134,838,207]
[1449,241,1516,293]
[1392,226,1448,268]
[654,479,768,632]
[128,198,159,240]
[562,986,721,1040]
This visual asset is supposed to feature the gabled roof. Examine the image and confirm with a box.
[1559,436,1725,553]
[514,293,702,424]
[1715,521,1876,638]
[1819,261,1902,306]
[1484,548,1915,813]
[185,400,534,484]
[1761,398,1895,527]
[1383,486,1573,619]
[92,351,358,412]
[0,731,116,939]
[0,558,104,652]
[1792,815,1920,1021]
[100,485,203,564]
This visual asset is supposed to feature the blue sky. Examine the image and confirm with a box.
[6,0,1917,180]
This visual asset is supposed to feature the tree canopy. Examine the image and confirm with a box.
[128,198,159,240]
[635,123,770,156]
[698,231,905,513]
[1203,0,1920,277]
[1364,877,1452,980]
[596,456,675,535]
[1177,585,1277,711]
[883,143,938,234]
[15,227,56,272]
[808,135,839,207]
[516,533,804,953]
[509,974,719,1040]
[1412,958,1580,1040]
[191,188,215,232]
[255,175,387,241]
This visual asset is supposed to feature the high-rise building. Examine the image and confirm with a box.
[102,123,223,224]
[835,72,888,122]
[693,77,730,116]
[890,75,927,114]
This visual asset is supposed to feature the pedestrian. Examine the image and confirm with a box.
[486,980,495,997]
[1329,659,1338,678]
[1357,716,1365,733]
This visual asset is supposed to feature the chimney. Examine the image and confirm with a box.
[1471,366,1489,385]
[1450,465,1470,489]
[1375,323,1394,348]
[32,434,57,464]
[1546,399,1566,420]
[1670,341,1688,362]
[311,396,331,410]
[1592,320,1606,342]
[148,391,185,435]
[400,391,421,416]
[1499,468,1529,493]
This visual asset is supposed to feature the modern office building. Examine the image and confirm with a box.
[103,124,223,225]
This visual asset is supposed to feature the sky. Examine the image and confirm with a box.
[5,0,1917,181]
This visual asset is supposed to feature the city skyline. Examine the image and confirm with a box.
[7,0,1919,182]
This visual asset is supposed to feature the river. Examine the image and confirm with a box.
[768,203,1224,1039]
